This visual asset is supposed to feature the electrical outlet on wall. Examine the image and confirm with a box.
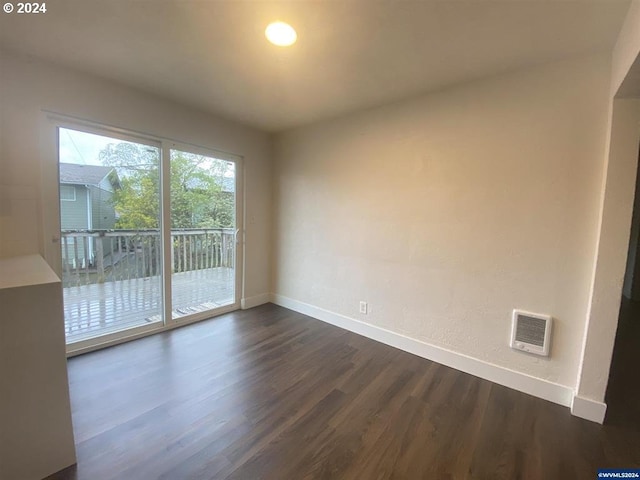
[359,301,368,314]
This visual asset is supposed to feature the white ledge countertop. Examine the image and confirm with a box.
[0,254,60,290]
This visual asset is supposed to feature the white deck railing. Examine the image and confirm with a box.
[61,228,235,287]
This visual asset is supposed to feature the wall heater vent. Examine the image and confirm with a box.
[510,310,552,357]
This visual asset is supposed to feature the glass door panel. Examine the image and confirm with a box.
[169,148,236,319]
[58,127,163,344]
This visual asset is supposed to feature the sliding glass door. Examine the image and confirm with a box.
[56,125,240,351]
[58,127,163,344]
[169,148,237,320]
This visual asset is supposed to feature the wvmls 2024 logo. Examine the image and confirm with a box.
[598,470,640,479]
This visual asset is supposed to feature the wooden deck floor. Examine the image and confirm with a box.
[63,267,234,343]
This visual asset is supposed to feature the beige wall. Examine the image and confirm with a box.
[577,98,640,402]
[273,54,612,389]
[576,0,640,406]
[0,50,272,301]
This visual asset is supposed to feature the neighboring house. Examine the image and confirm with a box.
[59,163,120,267]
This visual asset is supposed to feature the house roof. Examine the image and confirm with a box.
[59,163,117,186]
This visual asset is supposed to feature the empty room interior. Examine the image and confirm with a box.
[1,1,640,479]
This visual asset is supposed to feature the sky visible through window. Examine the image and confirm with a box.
[59,128,234,178]
[59,127,122,166]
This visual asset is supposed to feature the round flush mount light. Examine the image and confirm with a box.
[265,21,297,46]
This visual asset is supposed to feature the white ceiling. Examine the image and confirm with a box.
[0,1,632,132]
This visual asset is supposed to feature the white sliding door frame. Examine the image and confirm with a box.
[41,113,244,356]
[164,140,244,324]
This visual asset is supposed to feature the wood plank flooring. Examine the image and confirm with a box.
[48,304,640,480]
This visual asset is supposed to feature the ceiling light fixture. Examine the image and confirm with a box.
[265,21,297,47]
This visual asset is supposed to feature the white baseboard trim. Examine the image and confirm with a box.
[571,395,607,424]
[270,293,574,409]
[241,293,271,310]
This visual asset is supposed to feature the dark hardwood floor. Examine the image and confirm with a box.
[48,303,640,480]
